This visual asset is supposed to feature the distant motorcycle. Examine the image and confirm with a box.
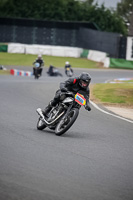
[36,90,87,136]
[65,67,73,77]
[33,62,43,79]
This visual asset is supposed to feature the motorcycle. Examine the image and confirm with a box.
[65,67,73,77]
[33,62,42,79]
[36,90,86,136]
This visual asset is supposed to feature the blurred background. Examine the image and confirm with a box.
[0,0,133,62]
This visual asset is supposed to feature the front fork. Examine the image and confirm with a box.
[61,104,73,121]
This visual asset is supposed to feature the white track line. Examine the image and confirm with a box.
[90,100,133,124]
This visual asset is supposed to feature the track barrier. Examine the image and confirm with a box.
[10,69,33,76]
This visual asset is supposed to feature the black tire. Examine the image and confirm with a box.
[34,69,40,79]
[67,71,73,77]
[55,108,79,136]
[66,68,73,77]
[37,117,47,130]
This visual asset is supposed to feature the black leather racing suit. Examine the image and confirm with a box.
[50,77,91,110]
[33,58,44,67]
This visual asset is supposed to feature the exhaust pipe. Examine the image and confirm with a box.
[36,108,45,120]
[36,108,65,126]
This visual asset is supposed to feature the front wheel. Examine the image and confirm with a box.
[66,69,73,77]
[55,108,79,136]
[37,117,47,130]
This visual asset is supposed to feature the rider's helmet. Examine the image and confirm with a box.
[38,54,42,59]
[65,61,69,65]
[79,72,91,89]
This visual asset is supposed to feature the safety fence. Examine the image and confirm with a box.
[0,44,8,52]
[0,17,121,58]
[1,43,133,69]
[81,48,133,69]
[0,43,82,58]
[110,58,133,70]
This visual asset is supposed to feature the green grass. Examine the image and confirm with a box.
[92,83,133,106]
[123,80,133,83]
[0,52,99,68]
[0,70,10,75]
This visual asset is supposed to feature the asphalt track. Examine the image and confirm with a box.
[0,68,133,200]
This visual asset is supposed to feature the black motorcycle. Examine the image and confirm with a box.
[36,90,87,136]
[33,62,42,79]
[65,67,73,77]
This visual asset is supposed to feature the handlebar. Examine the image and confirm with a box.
[63,91,75,97]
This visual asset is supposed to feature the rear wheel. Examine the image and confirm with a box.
[55,108,79,136]
[37,117,47,130]
[34,69,40,79]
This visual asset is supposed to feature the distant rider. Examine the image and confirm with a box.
[47,65,63,77]
[47,65,56,76]
[43,72,91,116]
[65,61,73,75]
[33,55,44,76]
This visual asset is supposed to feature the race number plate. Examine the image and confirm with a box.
[75,93,86,106]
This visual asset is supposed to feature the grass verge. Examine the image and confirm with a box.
[91,83,133,108]
[0,52,99,68]
[0,70,10,75]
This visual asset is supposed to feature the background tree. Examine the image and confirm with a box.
[117,0,133,22]
[117,0,133,35]
[0,0,128,35]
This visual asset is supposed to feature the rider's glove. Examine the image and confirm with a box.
[85,104,91,111]
[61,87,68,92]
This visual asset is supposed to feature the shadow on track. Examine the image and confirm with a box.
[36,128,96,139]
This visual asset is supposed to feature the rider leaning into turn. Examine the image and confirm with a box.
[43,72,91,116]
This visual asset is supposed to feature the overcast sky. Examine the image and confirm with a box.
[94,0,121,9]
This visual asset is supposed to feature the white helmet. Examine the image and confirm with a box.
[38,54,42,58]
[65,61,69,65]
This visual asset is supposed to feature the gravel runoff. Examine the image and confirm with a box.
[105,106,133,120]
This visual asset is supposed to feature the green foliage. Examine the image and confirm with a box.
[117,0,133,18]
[0,0,127,35]
[0,69,10,75]
[116,0,133,31]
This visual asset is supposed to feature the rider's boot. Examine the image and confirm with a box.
[42,100,56,117]
[42,104,52,117]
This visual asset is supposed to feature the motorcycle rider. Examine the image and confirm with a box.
[47,65,63,77]
[47,65,55,76]
[43,72,91,116]
[33,54,44,76]
[65,61,73,75]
